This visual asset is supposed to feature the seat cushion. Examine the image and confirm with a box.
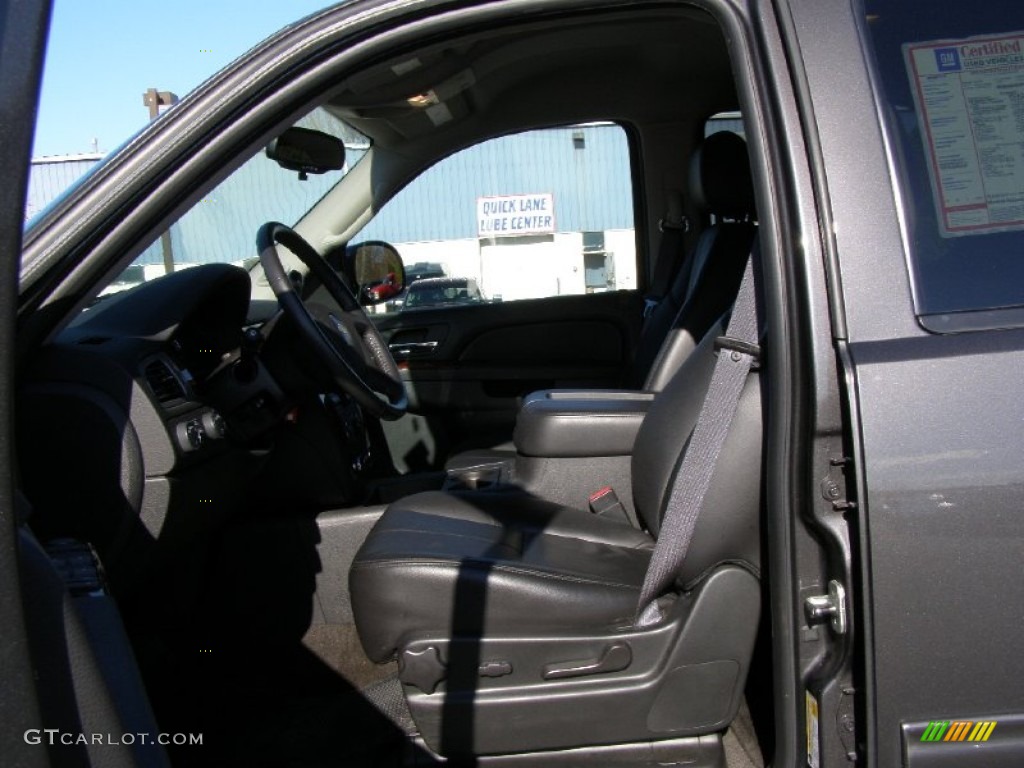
[350,490,653,662]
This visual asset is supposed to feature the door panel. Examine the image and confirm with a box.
[374,289,643,470]
[352,124,641,471]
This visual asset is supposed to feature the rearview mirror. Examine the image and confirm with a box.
[346,241,406,306]
[266,127,345,179]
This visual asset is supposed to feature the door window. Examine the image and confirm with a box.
[355,124,637,312]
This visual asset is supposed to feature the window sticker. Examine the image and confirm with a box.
[904,33,1024,237]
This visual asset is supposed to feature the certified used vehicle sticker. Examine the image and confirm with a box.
[904,32,1024,238]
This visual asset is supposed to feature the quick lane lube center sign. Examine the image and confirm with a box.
[477,193,555,237]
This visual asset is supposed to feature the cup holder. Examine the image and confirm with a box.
[444,462,505,491]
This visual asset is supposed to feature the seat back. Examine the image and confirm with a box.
[631,311,763,585]
[630,131,757,391]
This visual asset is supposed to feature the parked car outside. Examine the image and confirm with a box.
[387,261,445,309]
[400,276,484,311]
[363,271,401,302]
[404,262,446,285]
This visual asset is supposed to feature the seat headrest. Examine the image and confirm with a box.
[689,131,755,220]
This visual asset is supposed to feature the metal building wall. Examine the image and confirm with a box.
[25,123,634,266]
[25,154,103,222]
[357,124,634,243]
[25,109,360,266]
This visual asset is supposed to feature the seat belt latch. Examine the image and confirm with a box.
[45,539,107,597]
[642,297,659,318]
[589,486,629,523]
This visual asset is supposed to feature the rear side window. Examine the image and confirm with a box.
[862,2,1024,331]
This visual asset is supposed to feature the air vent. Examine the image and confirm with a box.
[143,358,186,405]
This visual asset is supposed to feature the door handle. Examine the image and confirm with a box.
[389,341,439,357]
[542,642,632,680]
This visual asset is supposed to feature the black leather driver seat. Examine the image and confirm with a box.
[350,306,764,757]
[633,130,757,391]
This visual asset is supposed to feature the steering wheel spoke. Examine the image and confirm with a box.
[257,222,408,420]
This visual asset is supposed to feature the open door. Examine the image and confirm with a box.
[3,4,170,766]
[0,0,54,762]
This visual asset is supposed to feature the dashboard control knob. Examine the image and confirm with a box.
[201,410,227,439]
[176,418,206,452]
[186,419,205,449]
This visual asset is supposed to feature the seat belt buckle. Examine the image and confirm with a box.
[642,297,659,318]
[589,486,629,523]
[45,539,107,597]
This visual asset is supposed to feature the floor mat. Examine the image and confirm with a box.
[362,675,417,736]
[302,622,397,689]
[150,631,418,767]
[723,698,765,768]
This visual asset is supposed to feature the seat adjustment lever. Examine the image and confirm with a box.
[399,646,447,694]
[542,642,632,680]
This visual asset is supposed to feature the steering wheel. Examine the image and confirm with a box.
[257,222,407,420]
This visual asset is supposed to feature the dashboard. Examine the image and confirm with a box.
[18,264,289,591]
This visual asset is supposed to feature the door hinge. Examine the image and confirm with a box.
[837,686,858,761]
[821,455,857,512]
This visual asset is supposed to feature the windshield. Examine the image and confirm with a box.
[93,109,367,301]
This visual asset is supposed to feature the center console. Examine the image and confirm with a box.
[445,389,655,517]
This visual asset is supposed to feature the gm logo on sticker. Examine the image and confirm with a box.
[935,47,962,72]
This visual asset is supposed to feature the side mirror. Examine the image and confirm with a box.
[266,127,345,180]
[346,241,405,306]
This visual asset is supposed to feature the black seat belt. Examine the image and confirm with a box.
[644,192,689,318]
[635,252,760,627]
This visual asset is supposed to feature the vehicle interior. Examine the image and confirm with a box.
[17,3,778,767]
